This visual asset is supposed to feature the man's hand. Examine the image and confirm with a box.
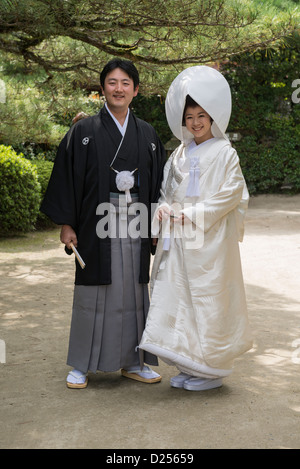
[152,237,158,246]
[60,225,78,249]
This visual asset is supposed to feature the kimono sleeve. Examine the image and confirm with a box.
[40,128,78,228]
[150,130,167,204]
[151,155,173,237]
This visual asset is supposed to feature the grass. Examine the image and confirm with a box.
[0,227,61,253]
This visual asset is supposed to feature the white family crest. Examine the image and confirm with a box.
[151,143,156,151]
[82,137,89,145]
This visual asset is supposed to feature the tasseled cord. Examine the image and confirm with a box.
[111,168,138,203]
[109,135,138,203]
[186,167,200,197]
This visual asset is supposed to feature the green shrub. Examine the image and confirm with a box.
[223,45,300,194]
[33,158,55,228]
[132,94,173,144]
[33,158,54,195]
[12,143,58,162]
[0,145,41,234]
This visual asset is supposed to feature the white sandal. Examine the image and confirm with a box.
[121,366,161,384]
[170,372,192,388]
[67,369,88,389]
[183,377,222,391]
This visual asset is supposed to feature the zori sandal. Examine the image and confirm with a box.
[66,369,88,389]
[121,366,161,384]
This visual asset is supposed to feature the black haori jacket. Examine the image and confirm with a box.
[40,107,166,285]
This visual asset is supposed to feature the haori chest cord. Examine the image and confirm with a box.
[110,136,138,203]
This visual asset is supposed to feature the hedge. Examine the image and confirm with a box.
[33,158,55,228]
[222,47,300,194]
[0,145,41,234]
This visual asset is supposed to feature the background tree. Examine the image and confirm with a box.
[0,0,299,94]
[222,34,300,194]
[0,1,299,236]
[0,0,299,147]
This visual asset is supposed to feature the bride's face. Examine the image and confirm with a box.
[184,105,213,144]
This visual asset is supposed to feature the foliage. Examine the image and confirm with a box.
[222,39,300,194]
[132,95,172,144]
[0,62,100,146]
[0,145,41,234]
[0,0,299,95]
[0,0,299,209]
[33,158,56,228]
[11,144,57,162]
[0,0,299,149]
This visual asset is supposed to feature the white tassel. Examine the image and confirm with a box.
[125,189,132,203]
[163,235,171,251]
[186,168,200,197]
[114,168,137,203]
[186,154,200,197]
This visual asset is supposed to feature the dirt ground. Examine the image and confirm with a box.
[0,194,300,449]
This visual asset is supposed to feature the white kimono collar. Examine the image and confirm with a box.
[105,102,130,137]
[175,138,230,178]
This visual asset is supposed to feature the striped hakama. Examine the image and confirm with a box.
[66,194,158,373]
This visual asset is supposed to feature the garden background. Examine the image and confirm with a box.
[0,0,299,235]
[1,0,300,451]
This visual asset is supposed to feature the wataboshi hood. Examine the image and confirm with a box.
[165,65,232,144]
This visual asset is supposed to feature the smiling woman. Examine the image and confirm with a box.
[183,97,213,145]
[139,65,252,391]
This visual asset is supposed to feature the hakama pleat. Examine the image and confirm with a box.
[67,195,158,373]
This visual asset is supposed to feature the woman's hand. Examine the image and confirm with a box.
[157,207,186,225]
[172,213,186,225]
[157,206,171,221]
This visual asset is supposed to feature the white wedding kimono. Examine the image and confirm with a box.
[139,136,253,378]
[140,65,253,379]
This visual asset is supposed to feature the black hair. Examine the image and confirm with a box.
[184,94,199,110]
[182,94,213,125]
[100,58,140,89]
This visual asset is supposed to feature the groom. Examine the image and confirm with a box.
[41,58,166,388]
